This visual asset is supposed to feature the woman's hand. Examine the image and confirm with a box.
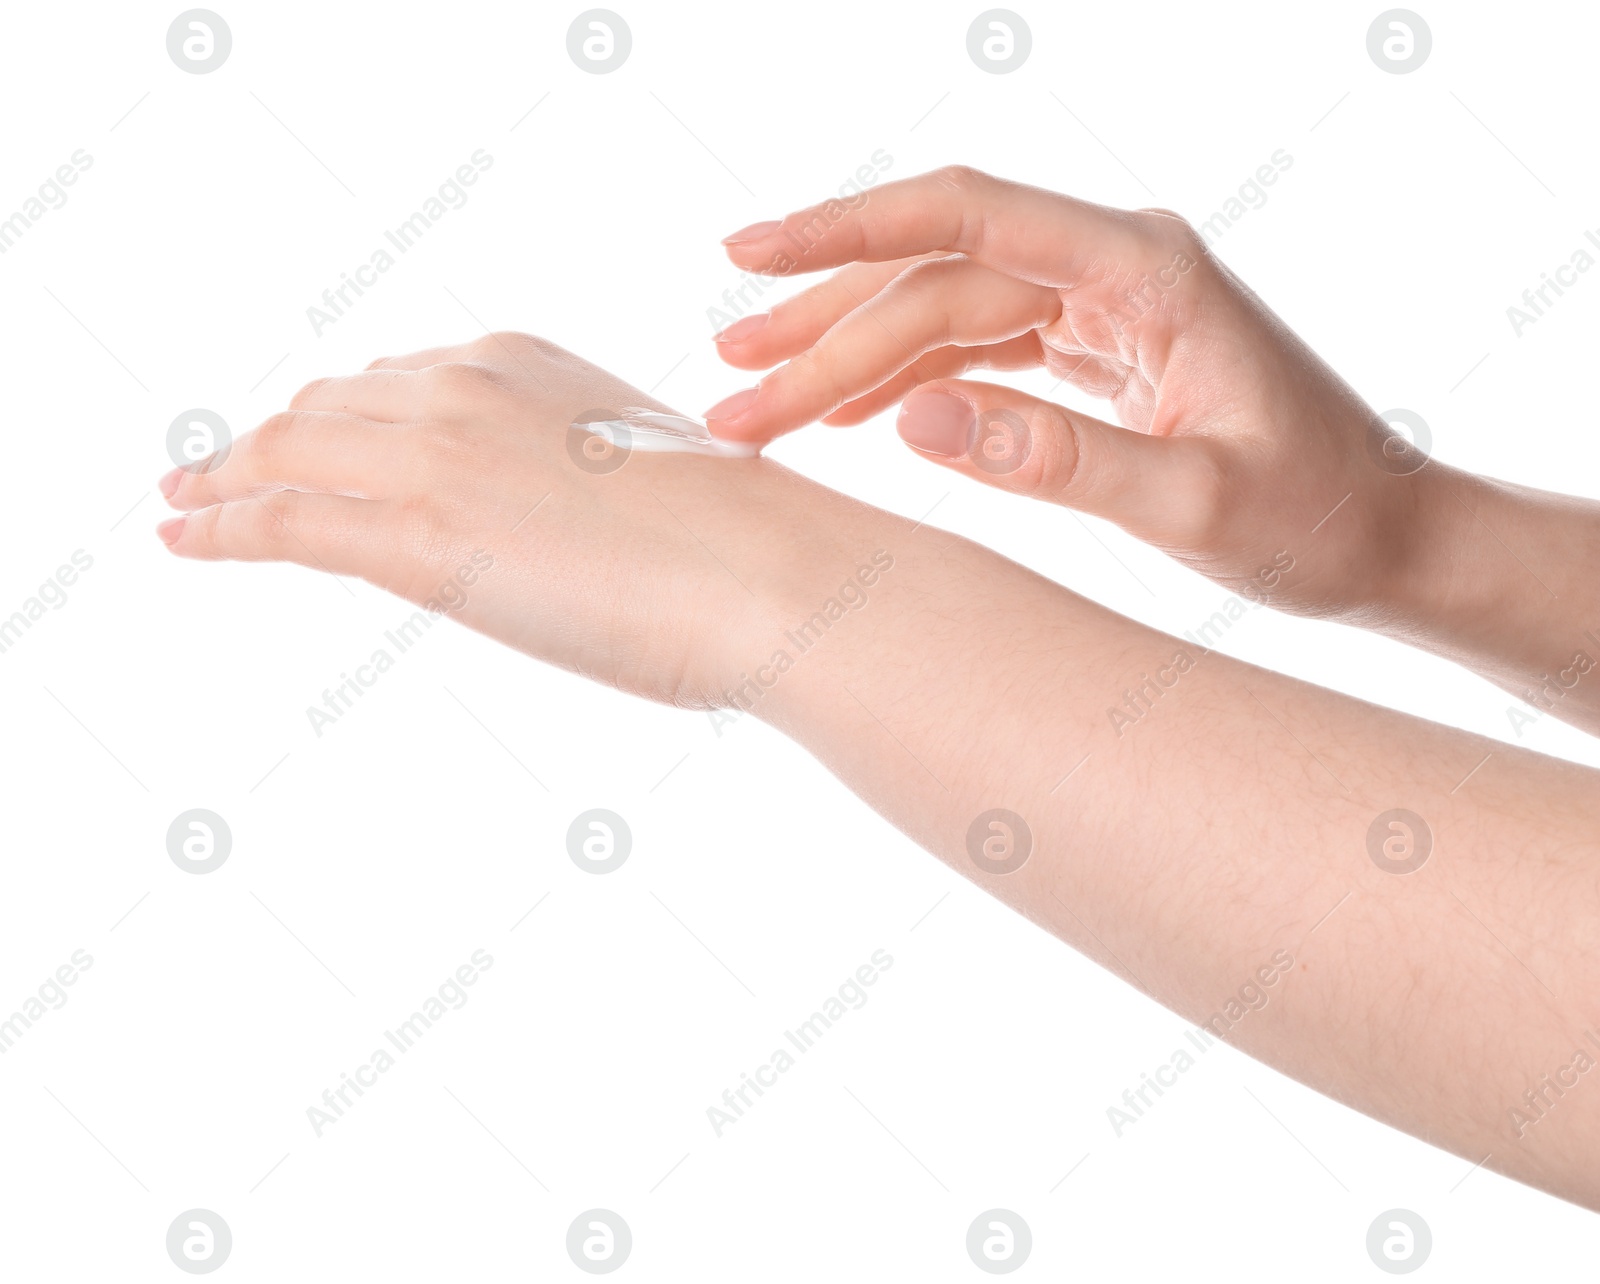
[710,167,1600,732]
[157,333,895,710]
[709,166,1428,618]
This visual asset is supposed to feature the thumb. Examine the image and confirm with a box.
[895,380,1216,543]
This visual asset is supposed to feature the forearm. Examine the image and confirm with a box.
[1385,463,1600,736]
[752,516,1600,1209]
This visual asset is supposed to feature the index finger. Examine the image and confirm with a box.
[721,166,1166,290]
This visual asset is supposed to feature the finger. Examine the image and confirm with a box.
[894,379,1222,546]
[158,491,392,580]
[721,166,1173,291]
[290,369,426,421]
[162,411,400,510]
[713,255,944,370]
[820,334,1043,426]
[706,256,1060,441]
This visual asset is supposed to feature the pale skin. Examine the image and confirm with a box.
[708,167,1600,736]
[157,172,1600,1211]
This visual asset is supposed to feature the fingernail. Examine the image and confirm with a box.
[898,390,977,458]
[704,387,760,424]
[721,220,782,246]
[157,516,186,547]
[159,466,183,499]
[715,314,769,343]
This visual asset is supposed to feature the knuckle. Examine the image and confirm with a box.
[391,494,445,555]
[289,377,328,410]
[893,254,963,292]
[467,331,513,355]
[1136,209,1207,261]
[1023,406,1082,495]
[471,330,549,358]
[887,257,967,335]
[250,410,301,460]
[784,348,847,413]
[422,361,499,406]
[414,417,477,472]
[246,498,301,554]
[168,466,203,506]
[1172,453,1231,547]
[184,505,218,555]
[932,164,992,195]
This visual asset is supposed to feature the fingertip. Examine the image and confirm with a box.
[713,314,769,345]
[702,387,761,436]
[896,387,977,459]
[713,314,775,370]
[715,347,771,372]
[157,516,187,549]
[721,219,782,247]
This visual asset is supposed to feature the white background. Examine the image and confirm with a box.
[2,0,1597,1277]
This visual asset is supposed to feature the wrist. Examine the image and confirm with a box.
[715,543,904,721]
[1372,462,1582,666]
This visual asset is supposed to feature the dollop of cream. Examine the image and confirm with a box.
[573,407,760,458]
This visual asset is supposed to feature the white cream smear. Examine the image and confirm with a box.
[573,407,761,458]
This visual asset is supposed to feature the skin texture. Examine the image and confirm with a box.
[158,331,1600,1211]
[709,166,1600,735]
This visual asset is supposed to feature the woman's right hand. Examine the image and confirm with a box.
[708,167,1600,732]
